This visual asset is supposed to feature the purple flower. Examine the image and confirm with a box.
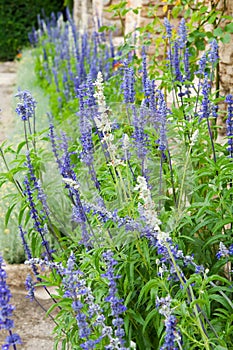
[19,226,40,279]
[5,333,22,348]
[157,91,168,152]
[102,251,127,347]
[25,274,35,301]
[156,295,181,350]
[0,256,22,349]
[178,18,187,49]
[15,89,37,121]
[199,74,210,120]
[131,105,149,161]
[122,59,135,104]
[172,41,183,83]
[225,94,233,158]
[208,39,219,64]
[62,253,105,347]
[216,242,229,259]
[164,18,172,39]
[184,47,191,81]
[196,54,207,76]
[23,175,52,261]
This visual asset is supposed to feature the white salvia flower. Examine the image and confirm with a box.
[130,341,137,349]
[62,178,80,190]
[93,72,125,168]
[94,72,107,108]
[135,176,163,232]
[122,133,130,151]
[218,242,229,258]
[156,295,172,317]
[190,129,199,146]
[134,176,155,210]
[157,230,170,243]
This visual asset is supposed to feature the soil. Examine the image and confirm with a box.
[0,61,59,349]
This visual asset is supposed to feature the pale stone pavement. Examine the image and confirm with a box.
[0,61,18,143]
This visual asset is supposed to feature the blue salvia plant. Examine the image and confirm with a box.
[1,9,233,350]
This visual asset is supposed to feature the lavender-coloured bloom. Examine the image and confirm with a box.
[225,94,233,158]
[122,59,135,104]
[102,251,127,347]
[184,47,191,81]
[199,74,210,121]
[26,152,50,217]
[208,39,219,64]
[4,333,22,349]
[156,295,181,350]
[23,175,52,261]
[25,274,35,301]
[157,91,168,152]
[0,256,22,349]
[164,18,172,39]
[62,253,106,347]
[19,226,40,279]
[216,242,229,259]
[131,105,149,161]
[15,89,37,121]
[196,54,207,76]
[172,41,183,83]
[52,67,60,92]
[178,18,187,49]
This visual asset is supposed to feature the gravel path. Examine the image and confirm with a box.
[0,61,60,349]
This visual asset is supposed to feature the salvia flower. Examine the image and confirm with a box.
[157,90,168,152]
[23,175,52,261]
[62,253,105,348]
[199,74,210,121]
[94,72,124,167]
[25,274,35,301]
[172,41,183,83]
[102,251,128,349]
[131,105,149,166]
[0,256,22,349]
[156,295,181,350]
[178,18,187,49]
[195,53,207,76]
[15,89,37,121]
[164,18,172,39]
[216,242,231,259]
[225,94,233,158]
[208,39,219,65]
[134,176,204,280]
[122,59,135,104]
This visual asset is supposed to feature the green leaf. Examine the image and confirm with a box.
[208,14,217,24]
[16,140,27,154]
[225,22,233,33]
[213,27,223,37]
[142,309,158,333]
[127,309,145,325]
[5,203,17,227]
[212,217,233,233]
[221,33,231,44]
[138,280,158,306]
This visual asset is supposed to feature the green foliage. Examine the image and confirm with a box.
[1,3,233,349]
[0,0,64,61]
